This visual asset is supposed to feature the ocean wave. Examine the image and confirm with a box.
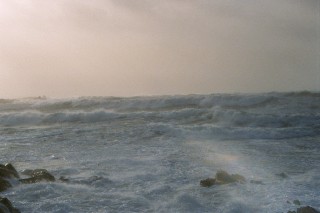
[0,92,319,132]
[0,93,270,111]
[183,125,319,140]
[0,110,124,126]
[284,91,320,98]
[1,92,319,112]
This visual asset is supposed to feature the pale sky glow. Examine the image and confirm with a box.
[0,0,319,98]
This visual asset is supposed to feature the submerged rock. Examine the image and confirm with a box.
[200,170,246,187]
[19,169,55,184]
[275,172,288,179]
[293,200,301,206]
[58,176,70,183]
[200,178,215,187]
[0,197,20,213]
[250,180,264,185]
[229,173,246,183]
[0,178,12,192]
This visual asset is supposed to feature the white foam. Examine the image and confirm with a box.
[1,92,319,212]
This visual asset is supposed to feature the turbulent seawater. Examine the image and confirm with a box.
[0,92,319,213]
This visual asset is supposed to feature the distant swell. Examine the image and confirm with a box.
[0,110,123,126]
[0,92,319,140]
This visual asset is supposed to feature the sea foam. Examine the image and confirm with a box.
[0,92,319,212]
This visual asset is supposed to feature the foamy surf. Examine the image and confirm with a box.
[0,92,319,212]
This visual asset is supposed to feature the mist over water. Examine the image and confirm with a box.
[0,92,319,212]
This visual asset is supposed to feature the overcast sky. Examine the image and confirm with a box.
[0,0,319,98]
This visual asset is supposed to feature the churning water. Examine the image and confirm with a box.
[0,92,319,212]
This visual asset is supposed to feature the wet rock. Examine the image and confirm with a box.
[200,170,246,187]
[0,197,20,213]
[229,173,246,183]
[215,170,246,184]
[297,206,319,213]
[0,178,12,192]
[19,169,55,184]
[275,172,288,179]
[293,200,301,206]
[200,178,215,187]
[215,170,234,183]
[288,206,320,213]
[250,180,264,185]
[4,164,19,179]
[0,164,19,179]
[59,176,69,183]
[0,203,10,213]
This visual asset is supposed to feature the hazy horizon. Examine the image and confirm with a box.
[1,0,319,98]
[2,90,320,100]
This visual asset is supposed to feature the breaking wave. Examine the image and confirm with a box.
[0,92,319,139]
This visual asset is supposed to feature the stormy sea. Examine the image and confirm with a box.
[0,92,319,213]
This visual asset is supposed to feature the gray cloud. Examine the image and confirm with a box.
[0,0,319,98]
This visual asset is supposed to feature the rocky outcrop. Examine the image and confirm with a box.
[0,197,20,213]
[297,206,320,213]
[1,163,56,189]
[215,171,246,184]
[288,206,320,213]
[200,178,216,187]
[0,163,20,192]
[200,170,246,187]
[0,163,57,213]
[0,164,20,179]
[0,178,12,192]
[19,169,55,184]
[1,164,56,189]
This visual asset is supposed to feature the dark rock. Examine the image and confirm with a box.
[230,174,246,183]
[200,178,215,187]
[0,164,19,179]
[0,203,10,213]
[215,170,246,184]
[215,170,235,183]
[19,169,55,184]
[4,164,19,179]
[0,178,12,192]
[287,211,296,213]
[200,170,246,187]
[0,197,20,213]
[293,200,301,206]
[31,169,55,181]
[297,206,319,213]
[59,176,69,183]
[250,180,264,185]
[275,172,288,179]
